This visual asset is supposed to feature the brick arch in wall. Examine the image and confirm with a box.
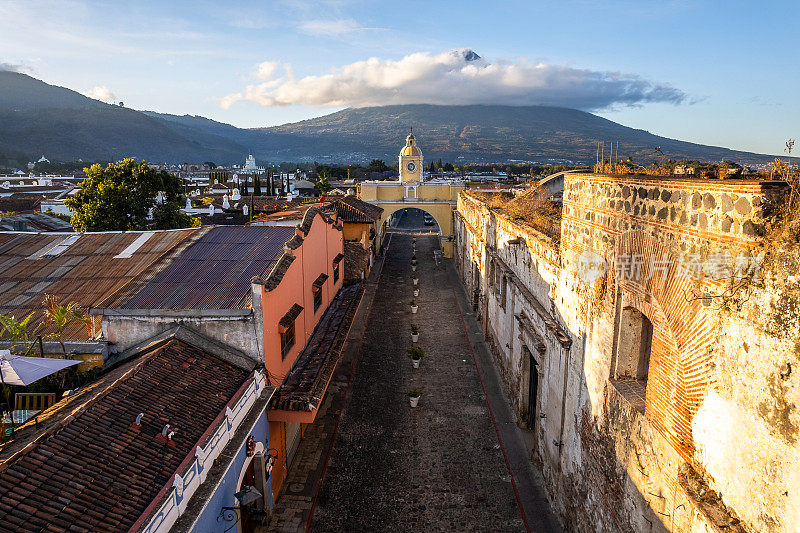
[616,230,717,461]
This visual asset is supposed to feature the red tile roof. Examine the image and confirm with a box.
[0,336,251,531]
[321,195,383,224]
[270,284,363,412]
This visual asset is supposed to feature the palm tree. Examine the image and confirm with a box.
[0,313,41,354]
[43,295,90,355]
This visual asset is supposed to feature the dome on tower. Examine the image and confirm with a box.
[400,132,422,157]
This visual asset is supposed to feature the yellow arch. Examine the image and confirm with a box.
[374,202,456,257]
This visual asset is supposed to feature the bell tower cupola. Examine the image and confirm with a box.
[399,131,423,183]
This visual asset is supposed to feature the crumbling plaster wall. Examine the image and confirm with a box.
[102,311,261,362]
[454,176,799,533]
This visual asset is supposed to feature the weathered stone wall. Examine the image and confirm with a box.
[102,311,261,362]
[454,175,799,533]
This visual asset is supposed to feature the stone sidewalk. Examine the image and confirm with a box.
[310,233,559,532]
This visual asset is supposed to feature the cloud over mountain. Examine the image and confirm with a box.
[220,48,686,111]
[82,85,116,103]
[0,62,31,74]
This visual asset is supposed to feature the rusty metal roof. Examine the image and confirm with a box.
[117,226,296,310]
[0,229,205,341]
[0,213,73,232]
[0,225,301,341]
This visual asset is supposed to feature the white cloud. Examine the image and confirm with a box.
[256,61,278,81]
[83,85,116,103]
[0,61,33,74]
[297,18,365,36]
[220,48,687,111]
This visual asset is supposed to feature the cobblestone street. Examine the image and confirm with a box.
[310,232,531,532]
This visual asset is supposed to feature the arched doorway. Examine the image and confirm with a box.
[234,440,270,533]
[387,207,441,234]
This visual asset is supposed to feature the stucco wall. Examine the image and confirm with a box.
[454,176,799,533]
[189,411,271,533]
[103,311,260,361]
[261,212,344,382]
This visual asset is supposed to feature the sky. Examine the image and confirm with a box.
[0,0,798,155]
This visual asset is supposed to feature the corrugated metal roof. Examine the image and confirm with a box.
[0,229,205,341]
[0,213,72,232]
[0,225,300,341]
[118,226,296,310]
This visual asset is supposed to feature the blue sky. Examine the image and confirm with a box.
[1,0,797,155]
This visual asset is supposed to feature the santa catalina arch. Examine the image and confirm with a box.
[358,133,464,257]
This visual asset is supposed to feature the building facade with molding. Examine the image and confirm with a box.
[454,175,798,532]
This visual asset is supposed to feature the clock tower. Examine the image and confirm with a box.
[399,132,423,183]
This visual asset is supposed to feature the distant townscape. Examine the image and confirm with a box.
[0,65,797,533]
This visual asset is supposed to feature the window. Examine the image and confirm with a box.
[500,275,508,310]
[333,253,344,284]
[278,303,303,360]
[280,321,295,359]
[612,306,653,413]
[312,273,328,312]
[313,287,322,311]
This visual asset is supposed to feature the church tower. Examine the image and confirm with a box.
[399,132,423,183]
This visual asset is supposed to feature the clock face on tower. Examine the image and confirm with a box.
[406,162,417,173]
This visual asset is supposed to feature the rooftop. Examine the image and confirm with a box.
[114,226,296,310]
[270,283,363,413]
[0,225,301,341]
[0,330,253,531]
[321,195,384,224]
[0,212,72,232]
[0,228,203,341]
[463,189,561,242]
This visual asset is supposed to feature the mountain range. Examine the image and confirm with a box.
[0,71,774,168]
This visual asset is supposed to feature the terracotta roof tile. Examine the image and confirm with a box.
[0,336,250,531]
[271,284,363,412]
[321,195,383,223]
[279,303,304,328]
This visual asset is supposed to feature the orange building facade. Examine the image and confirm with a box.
[252,207,346,496]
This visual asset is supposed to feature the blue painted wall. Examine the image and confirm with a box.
[191,409,272,533]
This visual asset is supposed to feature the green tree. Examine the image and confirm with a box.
[0,312,41,354]
[152,202,198,229]
[315,176,331,196]
[367,159,389,172]
[254,174,262,196]
[65,159,192,231]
